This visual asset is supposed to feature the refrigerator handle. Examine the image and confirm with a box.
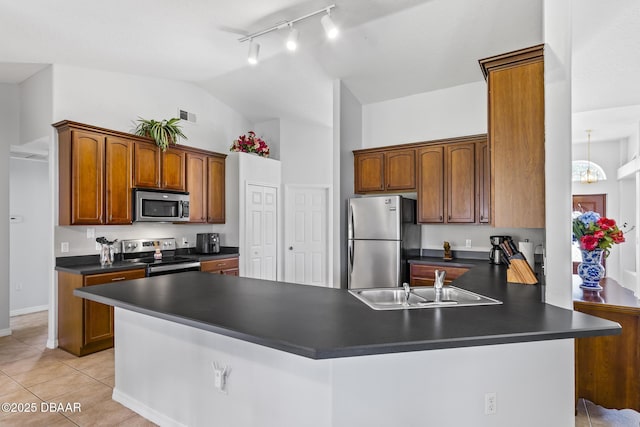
[348,240,354,275]
[348,204,354,239]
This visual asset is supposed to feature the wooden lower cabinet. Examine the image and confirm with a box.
[200,257,239,276]
[409,263,469,287]
[58,269,146,356]
[574,298,640,411]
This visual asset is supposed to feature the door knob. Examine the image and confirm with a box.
[289,246,293,250]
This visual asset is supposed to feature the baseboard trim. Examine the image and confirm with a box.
[112,388,187,427]
[0,328,12,337]
[10,305,48,317]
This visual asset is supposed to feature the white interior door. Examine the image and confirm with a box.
[245,184,277,280]
[284,186,328,286]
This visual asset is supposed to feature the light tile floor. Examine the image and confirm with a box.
[0,311,156,426]
[1,311,637,426]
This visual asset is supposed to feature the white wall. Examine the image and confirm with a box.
[0,83,20,335]
[52,64,253,247]
[10,158,49,314]
[338,82,362,287]
[254,120,280,161]
[544,0,574,308]
[362,81,487,148]
[20,66,53,145]
[280,119,332,186]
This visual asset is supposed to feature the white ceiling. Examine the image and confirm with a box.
[0,0,639,138]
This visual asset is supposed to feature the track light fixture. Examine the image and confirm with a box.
[247,39,260,65]
[321,10,339,39]
[286,25,299,51]
[239,4,337,63]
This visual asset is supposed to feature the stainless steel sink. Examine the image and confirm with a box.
[349,286,502,310]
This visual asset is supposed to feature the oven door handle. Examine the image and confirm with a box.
[147,261,201,274]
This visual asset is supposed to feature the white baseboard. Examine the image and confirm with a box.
[10,305,48,317]
[112,388,186,427]
[0,328,12,337]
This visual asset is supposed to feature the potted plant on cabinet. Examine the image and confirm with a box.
[133,117,187,151]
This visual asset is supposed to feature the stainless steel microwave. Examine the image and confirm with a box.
[133,189,190,222]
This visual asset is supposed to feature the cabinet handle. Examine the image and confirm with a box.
[480,215,484,220]
[448,215,451,220]
[111,277,127,282]
[440,216,443,221]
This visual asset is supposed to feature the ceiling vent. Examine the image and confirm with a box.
[178,109,197,124]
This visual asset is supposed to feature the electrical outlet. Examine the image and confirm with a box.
[86,228,95,239]
[96,242,102,251]
[182,237,188,246]
[15,282,23,291]
[465,239,472,248]
[61,242,69,253]
[485,392,496,415]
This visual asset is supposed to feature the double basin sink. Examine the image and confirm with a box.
[349,286,502,310]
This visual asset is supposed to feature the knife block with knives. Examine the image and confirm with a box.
[499,239,538,285]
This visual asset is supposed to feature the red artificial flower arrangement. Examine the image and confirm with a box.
[572,211,626,256]
[230,131,269,157]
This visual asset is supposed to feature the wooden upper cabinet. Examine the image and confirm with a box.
[354,152,385,193]
[71,130,105,225]
[385,149,416,191]
[207,156,226,223]
[162,148,186,191]
[133,142,161,188]
[445,142,475,223]
[480,45,545,228]
[105,137,133,224]
[417,146,444,223]
[476,140,490,224]
[186,152,207,223]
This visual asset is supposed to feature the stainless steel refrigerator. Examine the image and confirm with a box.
[347,196,420,289]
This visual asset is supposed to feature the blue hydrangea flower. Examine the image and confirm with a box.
[578,211,600,227]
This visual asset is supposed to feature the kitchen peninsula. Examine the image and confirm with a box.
[76,264,619,427]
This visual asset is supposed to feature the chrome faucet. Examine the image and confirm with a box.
[434,270,445,302]
[403,282,411,304]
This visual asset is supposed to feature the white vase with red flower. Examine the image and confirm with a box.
[572,211,626,290]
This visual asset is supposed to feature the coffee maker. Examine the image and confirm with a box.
[489,235,511,264]
[196,233,220,254]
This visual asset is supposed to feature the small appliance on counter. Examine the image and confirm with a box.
[196,233,220,254]
[121,237,200,276]
[489,235,512,264]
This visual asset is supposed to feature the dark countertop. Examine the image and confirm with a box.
[55,248,239,275]
[74,260,620,360]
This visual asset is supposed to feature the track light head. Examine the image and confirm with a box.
[286,27,299,51]
[247,40,260,65]
[321,13,338,39]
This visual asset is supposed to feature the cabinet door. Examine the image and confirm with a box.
[186,153,207,223]
[476,140,490,224]
[207,156,226,223]
[354,152,384,193]
[83,269,146,349]
[446,143,475,223]
[385,149,416,191]
[134,143,161,188]
[162,147,186,191]
[417,146,444,223]
[71,130,105,224]
[105,137,133,224]
[488,57,545,227]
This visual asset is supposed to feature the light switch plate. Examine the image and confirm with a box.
[86,228,95,239]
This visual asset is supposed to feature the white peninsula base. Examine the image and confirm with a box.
[112,308,575,427]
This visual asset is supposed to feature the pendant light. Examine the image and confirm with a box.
[581,130,598,184]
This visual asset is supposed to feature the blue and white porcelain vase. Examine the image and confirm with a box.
[577,248,605,290]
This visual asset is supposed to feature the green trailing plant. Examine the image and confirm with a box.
[133,117,187,151]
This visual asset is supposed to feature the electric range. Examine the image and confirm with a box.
[121,238,201,276]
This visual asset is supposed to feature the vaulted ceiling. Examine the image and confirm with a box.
[0,0,638,139]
